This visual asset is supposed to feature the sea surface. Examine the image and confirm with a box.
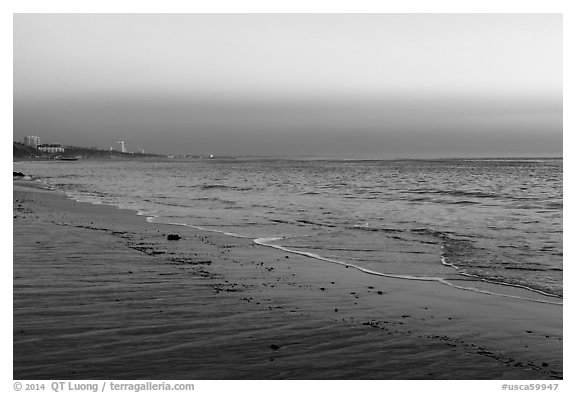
[14,158,563,303]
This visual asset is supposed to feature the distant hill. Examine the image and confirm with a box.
[13,142,47,158]
[13,142,163,160]
[61,145,162,159]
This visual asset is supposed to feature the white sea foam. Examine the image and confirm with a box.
[253,237,562,305]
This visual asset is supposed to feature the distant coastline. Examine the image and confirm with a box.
[13,142,562,163]
[13,142,164,161]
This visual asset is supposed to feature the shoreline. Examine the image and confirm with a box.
[13,180,563,379]
[141,203,561,305]
[254,236,562,305]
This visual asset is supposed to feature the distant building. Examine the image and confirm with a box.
[37,143,64,154]
[117,141,127,153]
[24,136,40,148]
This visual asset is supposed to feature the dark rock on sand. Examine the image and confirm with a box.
[167,234,181,241]
[14,172,25,177]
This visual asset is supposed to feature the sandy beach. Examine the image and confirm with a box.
[13,180,562,380]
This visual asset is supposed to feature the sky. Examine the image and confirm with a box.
[13,13,562,158]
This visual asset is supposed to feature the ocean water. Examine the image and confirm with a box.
[14,158,563,303]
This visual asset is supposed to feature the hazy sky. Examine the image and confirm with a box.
[13,13,562,157]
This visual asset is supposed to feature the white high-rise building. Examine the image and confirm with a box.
[117,141,126,153]
[24,136,40,148]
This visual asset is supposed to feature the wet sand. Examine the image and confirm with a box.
[13,181,562,379]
